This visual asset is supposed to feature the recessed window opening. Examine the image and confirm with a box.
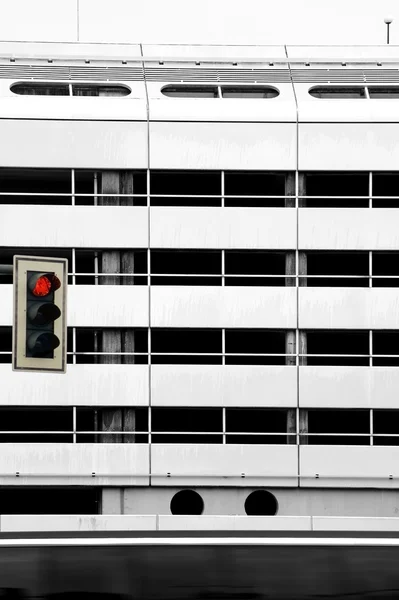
[368,87,399,98]
[226,409,291,444]
[0,488,100,514]
[372,173,399,208]
[225,329,286,365]
[151,329,222,364]
[161,85,279,99]
[0,168,71,206]
[305,330,369,366]
[225,251,287,286]
[224,171,286,207]
[170,490,204,515]
[373,410,399,445]
[152,408,222,443]
[0,407,72,443]
[221,86,279,99]
[303,172,369,208]
[76,407,148,443]
[304,252,369,287]
[309,86,366,99]
[11,83,131,97]
[372,331,399,366]
[306,409,370,445]
[372,252,399,287]
[74,328,148,364]
[72,85,130,97]
[150,170,221,207]
[151,250,222,286]
[162,85,219,98]
[244,490,278,516]
[11,83,69,96]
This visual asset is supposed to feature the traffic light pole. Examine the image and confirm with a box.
[0,265,13,275]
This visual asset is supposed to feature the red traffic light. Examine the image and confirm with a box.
[29,273,61,297]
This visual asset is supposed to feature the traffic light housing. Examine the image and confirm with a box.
[13,256,67,373]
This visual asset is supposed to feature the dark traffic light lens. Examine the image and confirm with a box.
[27,332,60,356]
[28,303,61,326]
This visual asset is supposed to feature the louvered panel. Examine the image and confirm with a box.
[145,68,220,82]
[291,69,399,83]
[144,67,291,83]
[68,66,143,81]
[0,65,144,81]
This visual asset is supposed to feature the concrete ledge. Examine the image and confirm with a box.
[313,517,399,532]
[158,515,312,531]
[3,515,399,533]
[1,515,157,532]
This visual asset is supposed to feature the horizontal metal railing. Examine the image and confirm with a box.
[3,191,399,206]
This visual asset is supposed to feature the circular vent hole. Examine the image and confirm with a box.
[244,490,278,516]
[170,490,204,515]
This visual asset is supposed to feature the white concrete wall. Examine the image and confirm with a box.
[151,286,296,328]
[300,446,399,488]
[299,288,399,329]
[0,444,150,485]
[0,120,148,168]
[151,444,298,486]
[299,124,399,171]
[299,367,399,409]
[149,122,296,169]
[0,206,149,248]
[150,208,296,249]
[299,209,399,250]
[0,364,149,406]
[151,365,297,407]
[0,284,149,327]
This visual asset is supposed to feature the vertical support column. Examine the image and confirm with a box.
[286,409,296,445]
[284,173,297,452]
[299,409,309,445]
[98,171,136,456]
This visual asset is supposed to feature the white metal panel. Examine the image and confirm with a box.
[300,366,399,409]
[299,288,399,329]
[300,446,399,488]
[0,120,147,168]
[299,209,399,250]
[1,515,157,532]
[0,41,143,60]
[143,45,288,59]
[0,444,149,486]
[0,94,147,121]
[149,122,296,169]
[287,45,399,60]
[150,208,296,249]
[0,206,149,248]
[158,516,311,531]
[299,123,399,171]
[68,285,149,327]
[151,286,296,328]
[151,365,297,407]
[151,444,298,486]
[0,284,149,327]
[0,364,149,406]
[147,83,296,123]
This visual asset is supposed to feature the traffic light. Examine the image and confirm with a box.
[13,256,68,373]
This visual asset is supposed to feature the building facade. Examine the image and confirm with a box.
[1,42,399,518]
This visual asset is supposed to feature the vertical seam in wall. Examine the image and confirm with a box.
[285,44,300,489]
[140,42,152,487]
